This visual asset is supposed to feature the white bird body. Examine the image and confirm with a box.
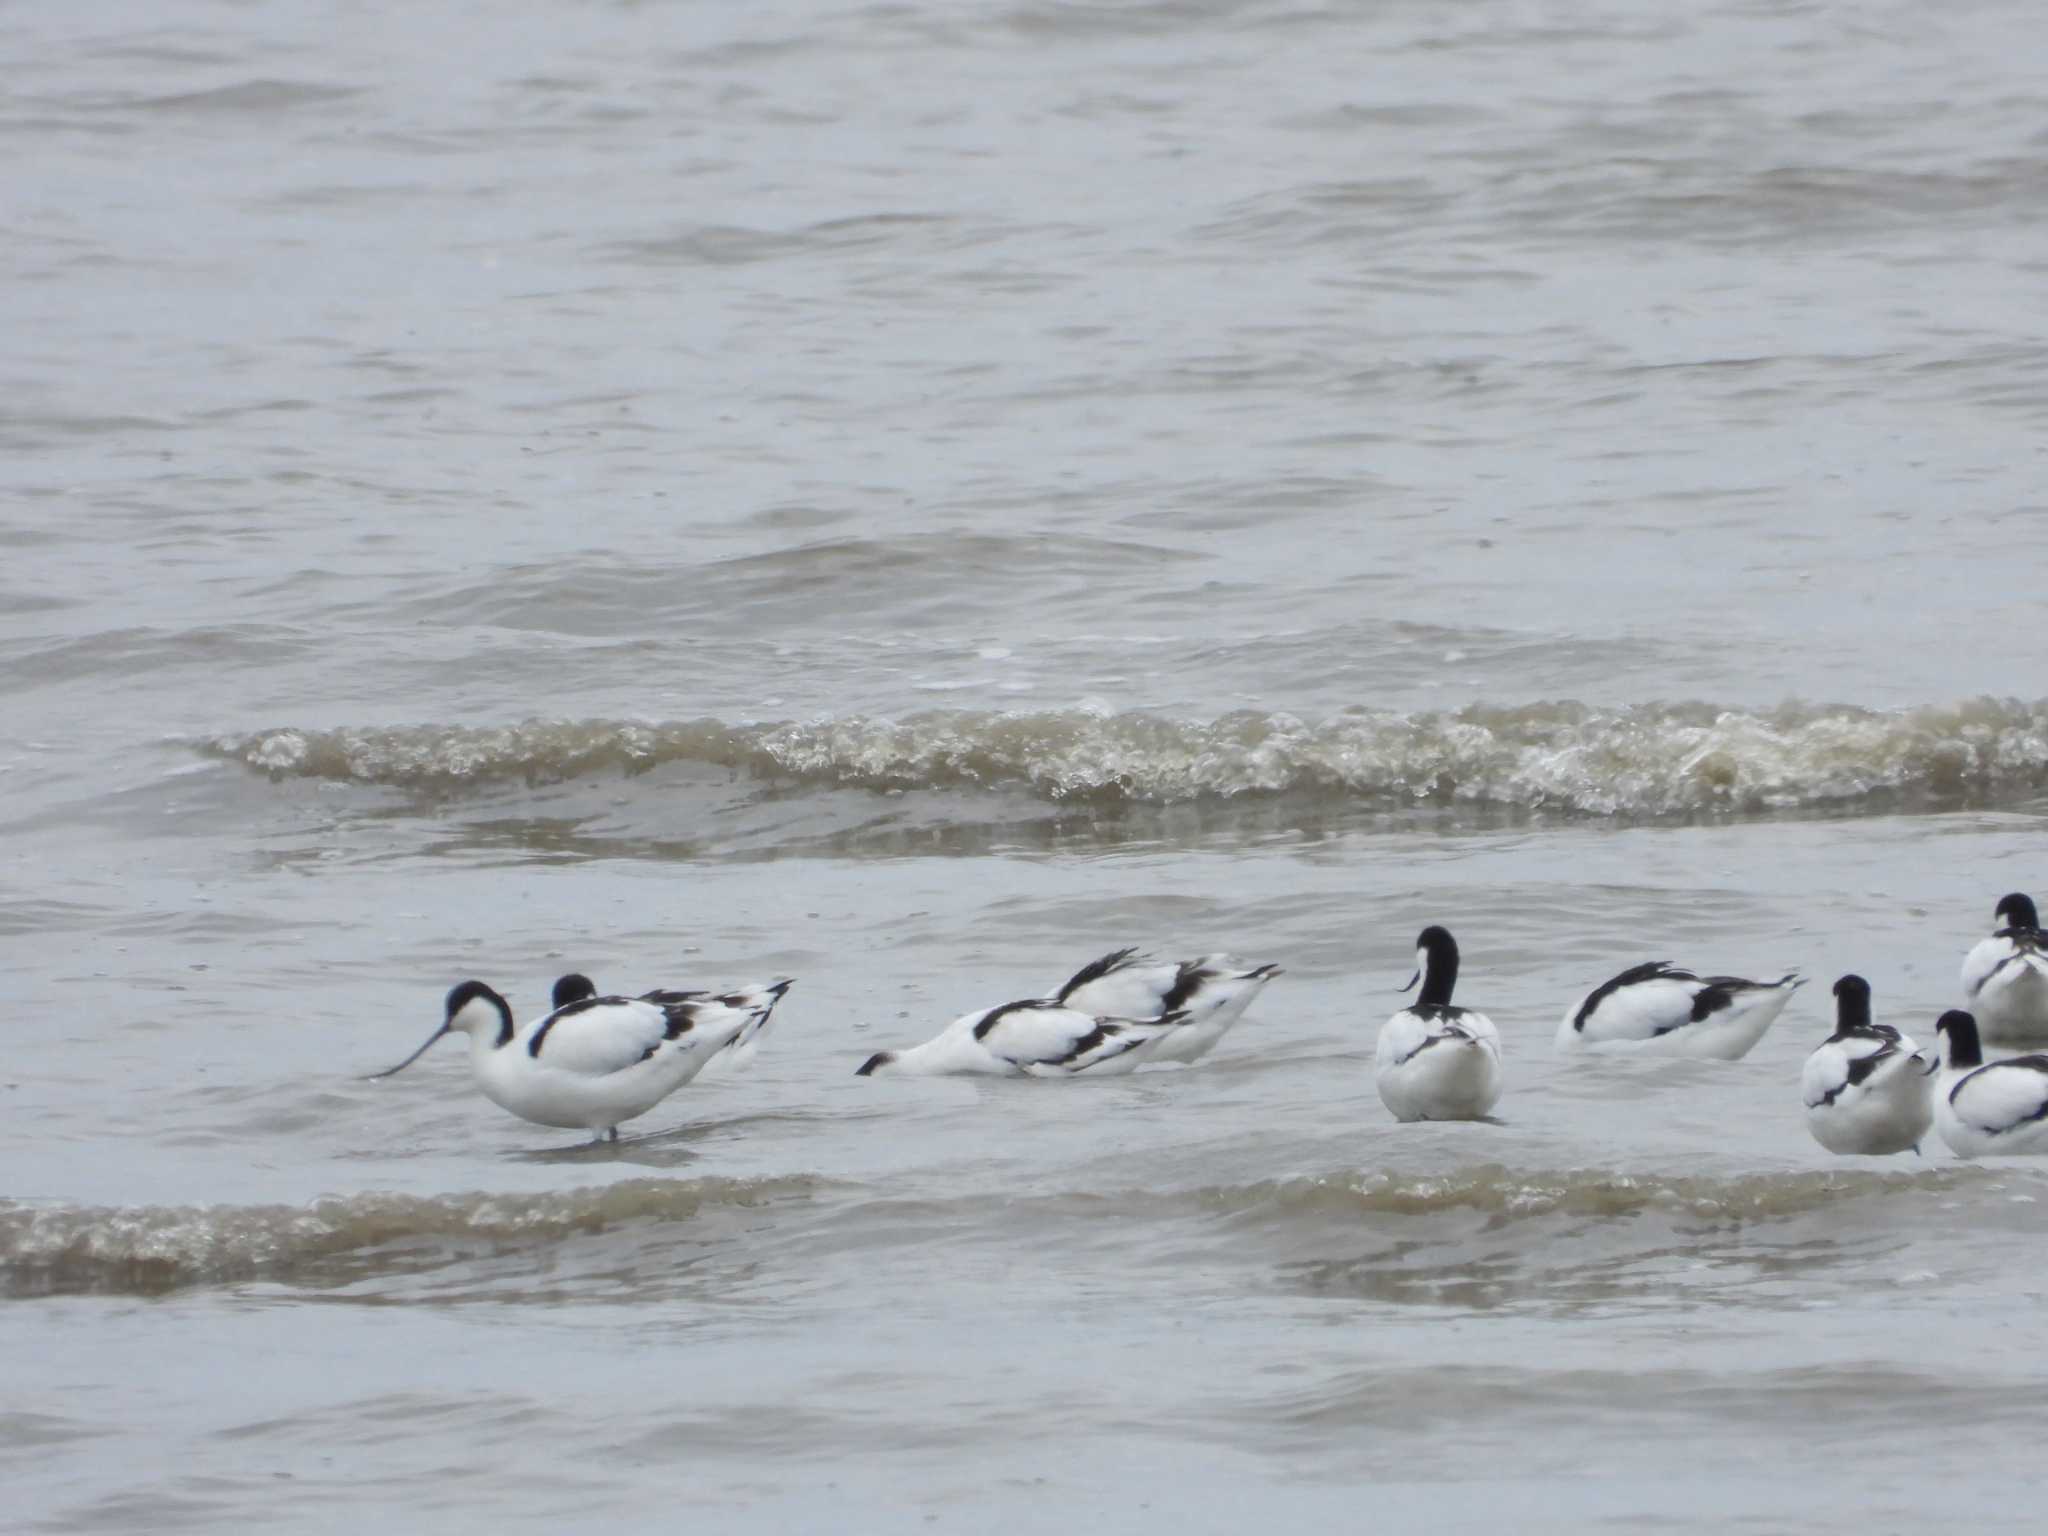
[1556,962,1802,1059]
[1934,1010,2048,1159]
[1052,949,1280,1064]
[1376,1006,1502,1122]
[1960,895,2048,1046]
[372,979,792,1140]
[856,998,1189,1078]
[1375,927,1503,1122]
[550,974,787,1078]
[1800,976,1935,1156]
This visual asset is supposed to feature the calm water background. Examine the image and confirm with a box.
[6,0,2048,1529]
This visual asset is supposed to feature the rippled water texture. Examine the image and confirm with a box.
[7,0,2048,1531]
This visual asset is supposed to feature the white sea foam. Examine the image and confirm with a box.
[205,696,2048,818]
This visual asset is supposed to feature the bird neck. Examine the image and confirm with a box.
[1417,952,1458,1009]
[1833,991,1871,1036]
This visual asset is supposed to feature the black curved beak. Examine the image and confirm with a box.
[366,1023,451,1080]
[1400,969,1419,994]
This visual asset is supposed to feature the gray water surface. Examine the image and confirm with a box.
[7,0,2048,1530]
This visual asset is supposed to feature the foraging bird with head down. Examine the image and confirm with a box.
[370,976,792,1142]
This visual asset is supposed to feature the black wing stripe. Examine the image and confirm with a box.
[1052,1023,1114,1064]
[1159,962,1211,1014]
[1688,982,1741,1021]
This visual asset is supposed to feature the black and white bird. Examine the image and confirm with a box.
[1960,893,2048,1046]
[550,972,787,1076]
[1555,961,1803,1059]
[1933,1009,2048,1158]
[1049,949,1281,1064]
[1800,975,1936,1156]
[855,998,1190,1078]
[1374,926,1503,1122]
[370,977,792,1141]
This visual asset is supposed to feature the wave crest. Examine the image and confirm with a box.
[0,1177,820,1297]
[1194,1163,1966,1223]
[202,695,2048,817]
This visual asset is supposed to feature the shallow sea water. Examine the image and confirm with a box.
[6,0,2048,1530]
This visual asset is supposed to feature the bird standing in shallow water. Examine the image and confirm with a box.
[1800,975,1935,1156]
[1960,893,2048,1046]
[370,977,792,1142]
[1375,926,1503,1123]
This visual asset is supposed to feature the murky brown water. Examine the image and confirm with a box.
[8,0,2048,1529]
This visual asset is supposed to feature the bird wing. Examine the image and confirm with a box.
[1014,1020,1161,1076]
[1802,1042,1853,1109]
[1156,956,1281,1019]
[1055,950,1178,1017]
[1947,1058,2048,1135]
[1378,1007,1447,1068]
[1571,970,1703,1042]
[1802,1035,1901,1108]
[1961,937,2008,998]
[1689,974,1796,1015]
[972,1000,1157,1074]
[525,997,677,1077]
[1444,1007,1500,1049]
[1963,934,2048,1000]
[1056,948,1281,1025]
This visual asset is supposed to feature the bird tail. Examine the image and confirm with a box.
[697,980,795,1078]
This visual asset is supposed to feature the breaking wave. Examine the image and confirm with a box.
[3,1164,1988,1299]
[1189,1163,1969,1223]
[0,1176,821,1298]
[203,695,2048,818]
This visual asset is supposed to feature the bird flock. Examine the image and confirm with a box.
[370,893,2048,1159]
